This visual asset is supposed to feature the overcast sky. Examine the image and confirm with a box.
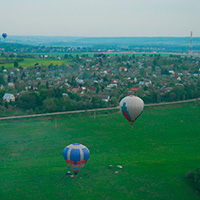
[0,0,199,37]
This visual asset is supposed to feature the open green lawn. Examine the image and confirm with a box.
[0,102,200,200]
[0,57,70,68]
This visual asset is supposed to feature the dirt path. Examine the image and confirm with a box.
[0,98,199,120]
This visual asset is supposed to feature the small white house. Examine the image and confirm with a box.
[3,93,15,102]
[102,95,110,102]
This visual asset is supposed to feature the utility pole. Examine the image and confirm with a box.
[94,109,96,119]
[55,117,57,129]
[189,31,193,55]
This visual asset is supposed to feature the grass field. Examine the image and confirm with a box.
[0,57,70,68]
[0,102,200,200]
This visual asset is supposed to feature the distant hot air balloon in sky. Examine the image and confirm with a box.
[119,95,144,128]
[2,33,7,39]
[63,143,90,176]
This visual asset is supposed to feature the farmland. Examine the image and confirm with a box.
[0,101,200,200]
[0,57,70,68]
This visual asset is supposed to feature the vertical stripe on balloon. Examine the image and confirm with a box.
[63,147,70,160]
[82,148,90,160]
[121,103,132,122]
[70,149,80,165]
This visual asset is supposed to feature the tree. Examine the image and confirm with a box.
[16,92,42,110]
[7,75,11,83]
[91,95,105,108]
[43,97,59,112]
[0,74,5,85]
[96,86,100,94]
[14,61,19,68]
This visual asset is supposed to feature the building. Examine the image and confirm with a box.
[8,82,15,88]
[102,95,110,102]
[3,93,15,102]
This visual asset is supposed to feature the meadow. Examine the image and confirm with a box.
[0,102,200,200]
[0,57,70,68]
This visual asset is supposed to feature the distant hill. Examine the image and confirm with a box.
[1,36,200,53]
[2,36,200,46]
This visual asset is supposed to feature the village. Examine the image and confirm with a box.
[0,52,200,116]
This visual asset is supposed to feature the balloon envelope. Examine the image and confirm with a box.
[119,95,144,125]
[63,143,90,175]
[2,33,7,39]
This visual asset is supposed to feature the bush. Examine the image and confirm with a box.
[186,170,195,180]
[186,168,200,192]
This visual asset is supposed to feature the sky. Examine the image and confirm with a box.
[0,0,200,37]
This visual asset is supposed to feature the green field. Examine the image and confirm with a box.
[0,102,200,200]
[0,57,70,68]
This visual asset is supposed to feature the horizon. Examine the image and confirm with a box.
[3,35,199,38]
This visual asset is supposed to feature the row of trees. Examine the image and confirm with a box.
[0,86,116,116]
[0,81,199,117]
[142,83,200,103]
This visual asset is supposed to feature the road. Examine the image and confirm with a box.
[0,98,199,120]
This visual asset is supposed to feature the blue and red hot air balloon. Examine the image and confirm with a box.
[2,33,7,39]
[63,143,90,175]
[119,95,144,128]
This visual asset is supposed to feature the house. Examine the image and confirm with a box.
[64,83,71,88]
[162,81,168,85]
[62,93,69,97]
[102,95,110,102]
[8,82,15,87]
[119,67,127,72]
[134,77,137,83]
[106,84,117,90]
[169,70,175,75]
[72,88,78,93]
[111,79,119,84]
[139,80,152,86]
[33,85,38,90]
[131,88,139,92]
[139,81,144,86]
[77,79,84,84]
[3,93,15,102]
[145,80,152,86]
[90,87,97,93]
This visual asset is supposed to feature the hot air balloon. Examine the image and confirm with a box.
[119,95,144,128]
[2,33,7,39]
[63,143,90,176]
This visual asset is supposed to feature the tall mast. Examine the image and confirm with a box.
[189,31,193,55]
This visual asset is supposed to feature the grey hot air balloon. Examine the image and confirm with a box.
[119,95,144,128]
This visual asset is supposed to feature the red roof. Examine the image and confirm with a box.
[131,88,139,91]
[162,81,168,85]
[111,79,119,83]
[91,87,97,91]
